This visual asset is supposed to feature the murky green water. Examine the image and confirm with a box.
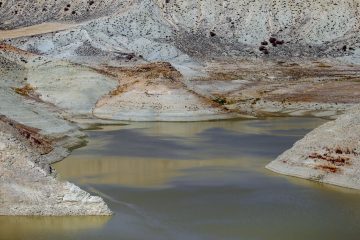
[2,117,360,240]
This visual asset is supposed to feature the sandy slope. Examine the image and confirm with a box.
[0,23,79,40]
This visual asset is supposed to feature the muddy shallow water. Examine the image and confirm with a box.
[2,117,360,240]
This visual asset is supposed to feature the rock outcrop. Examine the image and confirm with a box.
[267,105,360,190]
[0,116,112,215]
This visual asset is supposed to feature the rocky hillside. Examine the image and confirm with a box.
[0,0,132,28]
[1,0,360,63]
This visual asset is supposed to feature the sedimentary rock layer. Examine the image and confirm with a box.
[267,105,360,190]
[2,0,359,63]
[0,116,112,216]
[93,62,235,121]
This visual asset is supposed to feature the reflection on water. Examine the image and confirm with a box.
[3,117,360,240]
[55,156,268,188]
[0,216,110,240]
[55,117,324,188]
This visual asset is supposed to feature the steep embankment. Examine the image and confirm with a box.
[0,115,111,216]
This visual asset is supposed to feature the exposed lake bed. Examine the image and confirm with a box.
[3,117,360,240]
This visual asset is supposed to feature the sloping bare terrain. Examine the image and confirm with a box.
[0,23,78,40]
[0,116,111,215]
[267,105,360,190]
[93,62,235,121]
[188,60,360,118]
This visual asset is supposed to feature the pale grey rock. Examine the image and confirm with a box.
[93,78,236,121]
[27,61,118,115]
[267,105,360,190]
[4,0,360,65]
[0,120,112,216]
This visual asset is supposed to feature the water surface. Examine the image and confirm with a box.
[2,117,360,240]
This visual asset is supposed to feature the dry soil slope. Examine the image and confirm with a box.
[0,0,133,29]
[0,117,112,216]
[1,0,359,63]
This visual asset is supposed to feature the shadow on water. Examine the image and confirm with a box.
[3,117,360,240]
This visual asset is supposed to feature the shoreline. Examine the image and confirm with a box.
[1,0,360,215]
[266,105,360,191]
[0,85,359,216]
[0,115,112,216]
